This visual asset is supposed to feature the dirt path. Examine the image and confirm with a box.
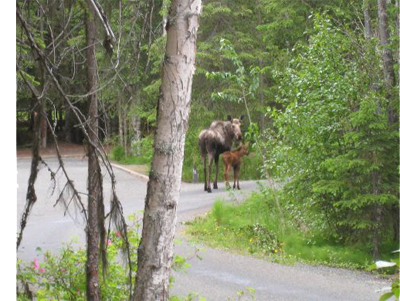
[17,142,86,158]
[17,142,149,177]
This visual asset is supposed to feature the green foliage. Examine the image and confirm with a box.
[170,292,207,301]
[187,189,398,269]
[110,135,155,166]
[17,218,141,300]
[264,15,399,248]
[111,145,125,161]
[17,214,194,300]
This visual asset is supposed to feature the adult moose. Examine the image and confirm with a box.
[199,115,244,192]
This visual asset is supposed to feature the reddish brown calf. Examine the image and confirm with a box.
[222,143,250,190]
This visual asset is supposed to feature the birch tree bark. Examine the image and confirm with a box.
[363,0,372,39]
[132,0,202,300]
[394,0,400,86]
[85,1,104,299]
[161,0,168,37]
[377,0,395,89]
[374,0,396,259]
[131,91,142,156]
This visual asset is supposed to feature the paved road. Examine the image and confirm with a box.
[17,158,388,301]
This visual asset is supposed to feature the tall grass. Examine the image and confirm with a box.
[186,190,398,269]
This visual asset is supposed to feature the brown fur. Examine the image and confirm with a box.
[199,115,244,193]
[222,143,250,190]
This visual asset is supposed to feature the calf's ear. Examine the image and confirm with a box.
[240,115,245,121]
[227,115,232,121]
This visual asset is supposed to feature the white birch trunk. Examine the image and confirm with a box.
[377,0,395,88]
[377,0,397,125]
[394,0,400,86]
[131,114,141,155]
[363,0,372,39]
[132,0,202,300]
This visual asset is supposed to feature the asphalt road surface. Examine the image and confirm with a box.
[17,158,389,301]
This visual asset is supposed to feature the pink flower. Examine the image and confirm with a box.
[116,231,121,237]
[33,258,39,270]
[39,267,45,273]
[107,239,112,246]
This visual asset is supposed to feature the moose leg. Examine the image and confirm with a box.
[213,155,219,189]
[203,156,208,191]
[233,166,238,189]
[236,165,241,190]
[207,153,214,193]
[224,163,231,189]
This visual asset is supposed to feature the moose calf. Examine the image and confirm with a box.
[222,143,249,190]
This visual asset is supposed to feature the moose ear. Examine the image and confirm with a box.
[240,115,245,121]
[227,115,232,121]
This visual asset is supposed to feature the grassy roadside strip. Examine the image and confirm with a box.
[184,189,397,270]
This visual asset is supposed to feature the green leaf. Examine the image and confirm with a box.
[247,286,256,294]
[394,287,399,299]
[379,292,394,301]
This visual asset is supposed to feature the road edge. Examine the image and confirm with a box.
[18,155,150,182]
[110,162,149,182]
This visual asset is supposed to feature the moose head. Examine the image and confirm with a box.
[227,115,244,142]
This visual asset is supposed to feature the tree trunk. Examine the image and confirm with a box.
[257,2,265,131]
[38,9,47,148]
[123,109,129,156]
[132,0,202,300]
[64,107,73,142]
[375,1,397,254]
[372,206,383,259]
[371,171,382,260]
[17,104,42,249]
[131,90,141,156]
[40,96,47,148]
[162,0,168,37]
[394,0,400,86]
[118,98,124,147]
[85,1,103,300]
[131,114,141,156]
[377,0,395,88]
[363,0,373,39]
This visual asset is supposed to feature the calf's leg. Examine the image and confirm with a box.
[224,162,231,189]
[236,165,241,190]
[233,166,239,189]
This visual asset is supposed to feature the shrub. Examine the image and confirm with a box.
[110,144,125,161]
[17,215,195,300]
[17,216,141,300]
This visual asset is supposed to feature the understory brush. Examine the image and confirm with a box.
[17,215,142,300]
[109,135,154,166]
[17,215,194,300]
[186,188,398,270]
